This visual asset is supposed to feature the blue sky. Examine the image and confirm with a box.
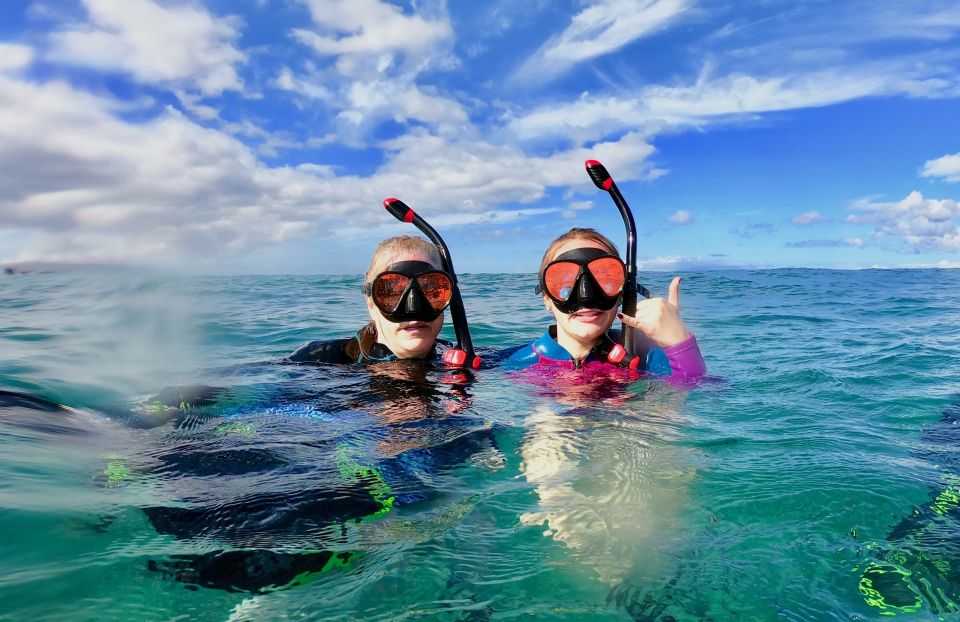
[1,0,959,274]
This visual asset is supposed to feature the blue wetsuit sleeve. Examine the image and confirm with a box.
[645,348,673,376]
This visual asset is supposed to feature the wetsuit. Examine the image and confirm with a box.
[288,322,452,365]
[144,323,482,593]
[503,326,706,380]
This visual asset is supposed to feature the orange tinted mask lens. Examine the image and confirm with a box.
[372,273,412,312]
[543,261,581,300]
[588,257,625,295]
[416,273,453,310]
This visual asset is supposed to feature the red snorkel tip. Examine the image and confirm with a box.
[383,197,415,223]
[585,160,614,191]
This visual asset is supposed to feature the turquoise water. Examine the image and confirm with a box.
[2,268,960,621]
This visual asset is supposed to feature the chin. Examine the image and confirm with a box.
[400,339,433,357]
[570,324,607,341]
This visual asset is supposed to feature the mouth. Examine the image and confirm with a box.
[399,321,430,332]
[569,309,605,322]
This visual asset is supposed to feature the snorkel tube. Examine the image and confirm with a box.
[584,160,651,361]
[383,198,481,369]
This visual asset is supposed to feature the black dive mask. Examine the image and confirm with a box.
[537,247,626,314]
[364,261,453,324]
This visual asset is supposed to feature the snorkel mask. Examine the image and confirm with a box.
[537,247,626,314]
[364,260,454,323]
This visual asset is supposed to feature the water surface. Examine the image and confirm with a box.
[2,268,959,621]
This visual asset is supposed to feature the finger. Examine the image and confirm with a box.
[616,312,639,330]
[667,276,682,308]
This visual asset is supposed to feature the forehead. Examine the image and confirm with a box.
[374,251,440,273]
[551,238,612,260]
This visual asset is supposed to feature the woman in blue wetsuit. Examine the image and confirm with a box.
[505,227,705,379]
[289,235,459,365]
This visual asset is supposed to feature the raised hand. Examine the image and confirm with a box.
[618,276,691,347]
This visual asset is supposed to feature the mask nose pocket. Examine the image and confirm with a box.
[402,285,427,315]
[577,271,599,300]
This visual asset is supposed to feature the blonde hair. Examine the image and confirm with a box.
[365,235,443,283]
[538,228,619,275]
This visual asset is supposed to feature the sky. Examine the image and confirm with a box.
[1,0,960,274]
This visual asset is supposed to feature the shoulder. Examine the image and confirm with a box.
[502,342,540,370]
[502,328,569,370]
[287,337,359,365]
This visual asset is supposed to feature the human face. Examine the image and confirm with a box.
[543,239,619,355]
[367,251,445,359]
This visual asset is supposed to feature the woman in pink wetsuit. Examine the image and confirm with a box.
[504,228,705,380]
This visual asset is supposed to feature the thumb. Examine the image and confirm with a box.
[667,276,682,308]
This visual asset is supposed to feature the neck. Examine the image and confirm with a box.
[553,326,598,361]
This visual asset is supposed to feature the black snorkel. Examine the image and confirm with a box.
[584,160,651,361]
[382,198,481,369]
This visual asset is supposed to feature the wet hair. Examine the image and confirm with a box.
[365,235,443,285]
[538,228,620,276]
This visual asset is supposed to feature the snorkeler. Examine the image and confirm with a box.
[290,199,479,369]
[503,226,705,379]
[143,206,491,594]
[288,235,453,364]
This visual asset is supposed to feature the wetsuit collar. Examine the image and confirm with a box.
[533,325,619,367]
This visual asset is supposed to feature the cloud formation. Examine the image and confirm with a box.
[921,152,960,182]
[792,211,828,225]
[0,55,657,266]
[730,222,776,239]
[47,0,245,96]
[515,0,691,83]
[847,191,960,251]
[3,1,960,271]
[509,59,959,144]
[786,238,863,248]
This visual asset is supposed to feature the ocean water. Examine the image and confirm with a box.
[2,268,960,621]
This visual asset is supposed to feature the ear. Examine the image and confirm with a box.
[542,295,554,315]
[366,295,379,321]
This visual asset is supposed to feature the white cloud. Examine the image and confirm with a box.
[792,210,828,225]
[846,191,960,251]
[295,0,451,59]
[0,43,34,73]
[562,200,594,218]
[509,59,959,144]
[786,237,863,248]
[47,0,245,96]
[281,1,462,140]
[669,209,693,224]
[343,80,468,129]
[0,69,659,268]
[921,152,960,183]
[515,0,691,83]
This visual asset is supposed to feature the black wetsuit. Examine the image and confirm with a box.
[143,324,487,594]
[288,322,452,365]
